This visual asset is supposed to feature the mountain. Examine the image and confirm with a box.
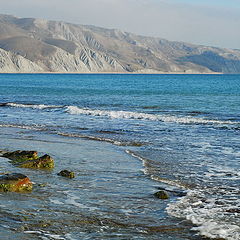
[0,14,240,73]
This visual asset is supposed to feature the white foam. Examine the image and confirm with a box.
[66,106,236,125]
[58,132,120,145]
[25,230,66,240]
[125,149,148,174]
[167,190,240,240]
[150,175,188,189]
[205,165,240,180]
[0,123,42,130]
[126,150,188,189]
[5,102,60,109]
[193,222,240,240]
[3,103,238,126]
[49,198,64,205]
[64,233,77,240]
[65,193,98,211]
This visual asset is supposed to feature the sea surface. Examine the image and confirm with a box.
[0,73,239,240]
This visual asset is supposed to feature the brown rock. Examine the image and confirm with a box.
[3,150,38,162]
[0,173,32,192]
[154,190,169,199]
[57,170,75,179]
[19,154,54,169]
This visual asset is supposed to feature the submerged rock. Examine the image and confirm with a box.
[157,187,187,197]
[3,150,54,169]
[19,154,54,169]
[154,190,169,200]
[57,170,75,179]
[3,150,38,162]
[0,173,32,192]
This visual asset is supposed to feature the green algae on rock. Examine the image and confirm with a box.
[57,170,75,179]
[19,154,54,169]
[3,151,54,169]
[3,150,38,162]
[0,173,32,192]
[154,190,169,200]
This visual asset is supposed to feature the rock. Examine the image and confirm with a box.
[3,151,54,169]
[57,170,75,179]
[37,183,48,187]
[157,187,187,197]
[154,190,169,200]
[0,173,32,192]
[0,150,7,155]
[3,150,38,162]
[19,154,54,169]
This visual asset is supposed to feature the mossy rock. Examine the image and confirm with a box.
[154,190,169,199]
[3,150,38,162]
[0,173,32,192]
[57,170,75,179]
[3,150,54,169]
[19,154,54,169]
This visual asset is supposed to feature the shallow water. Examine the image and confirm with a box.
[0,127,202,240]
[0,73,239,239]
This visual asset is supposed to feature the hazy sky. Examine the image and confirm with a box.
[0,0,239,49]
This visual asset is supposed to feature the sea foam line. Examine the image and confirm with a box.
[0,123,43,130]
[125,150,188,189]
[1,102,238,125]
[1,102,61,109]
[66,106,236,125]
[167,190,240,240]
[58,132,143,146]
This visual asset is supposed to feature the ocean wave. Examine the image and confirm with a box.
[1,102,238,126]
[167,190,240,240]
[0,102,61,109]
[66,106,236,125]
[0,123,43,130]
[127,149,240,240]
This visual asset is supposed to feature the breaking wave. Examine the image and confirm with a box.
[1,102,238,126]
[66,106,237,125]
[0,102,61,109]
[167,190,240,240]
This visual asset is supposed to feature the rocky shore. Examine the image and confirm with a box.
[0,150,74,192]
[0,148,173,199]
[0,127,199,240]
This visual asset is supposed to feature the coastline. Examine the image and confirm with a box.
[0,71,223,75]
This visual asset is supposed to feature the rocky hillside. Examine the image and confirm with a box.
[0,14,240,73]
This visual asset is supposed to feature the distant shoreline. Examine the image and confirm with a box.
[0,71,223,75]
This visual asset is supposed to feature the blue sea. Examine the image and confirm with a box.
[0,74,239,240]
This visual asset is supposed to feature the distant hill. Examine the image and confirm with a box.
[0,14,240,73]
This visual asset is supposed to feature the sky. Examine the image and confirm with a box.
[0,0,239,49]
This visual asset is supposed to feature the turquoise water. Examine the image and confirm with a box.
[0,74,239,239]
